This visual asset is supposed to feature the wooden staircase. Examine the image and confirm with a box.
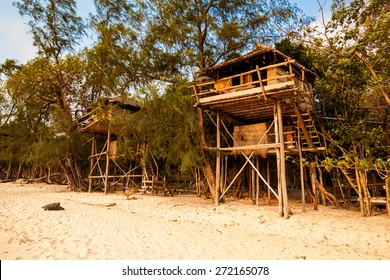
[139,153,173,196]
[292,112,322,149]
[139,160,154,195]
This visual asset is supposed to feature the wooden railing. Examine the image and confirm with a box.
[193,60,311,100]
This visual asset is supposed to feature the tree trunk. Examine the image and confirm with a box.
[60,154,85,192]
[196,107,216,198]
[6,161,12,181]
[315,175,340,208]
[354,51,390,107]
[317,165,326,205]
[356,168,372,217]
[47,167,52,184]
[195,169,201,197]
[310,165,339,209]
[233,174,242,199]
[16,161,23,180]
[309,166,319,210]
[336,170,346,207]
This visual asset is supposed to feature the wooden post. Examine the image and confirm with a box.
[224,155,228,195]
[221,156,225,197]
[256,65,267,100]
[276,99,289,218]
[274,101,283,216]
[386,174,390,217]
[297,124,306,212]
[301,69,306,91]
[104,129,111,195]
[88,133,96,193]
[267,157,271,204]
[256,157,260,206]
[215,111,221,206]
[251,161,256,203]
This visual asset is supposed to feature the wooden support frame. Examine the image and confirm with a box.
[86,133,141,194]
[217,119,279,201]
[297,122,306,212]
[104,128,111,194]
[267,157,271,204]
[275,98,290,218]
[88,133,96,193]
[215,111,221,206]
[77,97,141,195]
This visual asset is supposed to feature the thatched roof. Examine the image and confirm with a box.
[104,95,141,111]
[196,45,316,82]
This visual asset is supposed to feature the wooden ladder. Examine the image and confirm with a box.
[139,155,154,194]
[292,112,322,148]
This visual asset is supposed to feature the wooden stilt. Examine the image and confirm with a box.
[251,161,256,203]
[221,156,225,197]
[276,99,289,218]
[297,124,306,212]
[267,157,271,204]
[385,174,390,217]
[88,133,96,193]
[256,157,260,206]
[215,111,221,206]
[104,129,111,195]
[224,155,228,194]
[274,101,283,216]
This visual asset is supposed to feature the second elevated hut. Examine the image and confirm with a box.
[77,96,141,194]
[192,46,325,218]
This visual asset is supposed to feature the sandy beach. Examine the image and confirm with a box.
[0,182,389,260]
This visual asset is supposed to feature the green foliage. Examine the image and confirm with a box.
[14,0,86,62]
[306,0,390,164]
[275,39,317,71]
[141,0,312,71]
[314,50,388,161]
[83,0,145,97]
[113,79,200,175]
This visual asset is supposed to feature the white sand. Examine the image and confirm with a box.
[0,182,389,260]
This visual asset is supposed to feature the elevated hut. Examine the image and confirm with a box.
[77,96,141,194]
[192,46,325,218]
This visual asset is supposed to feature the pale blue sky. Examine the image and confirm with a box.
[0,0,331,64]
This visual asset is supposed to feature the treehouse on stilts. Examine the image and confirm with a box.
[77,96,141,194]
[192,45,325,218]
